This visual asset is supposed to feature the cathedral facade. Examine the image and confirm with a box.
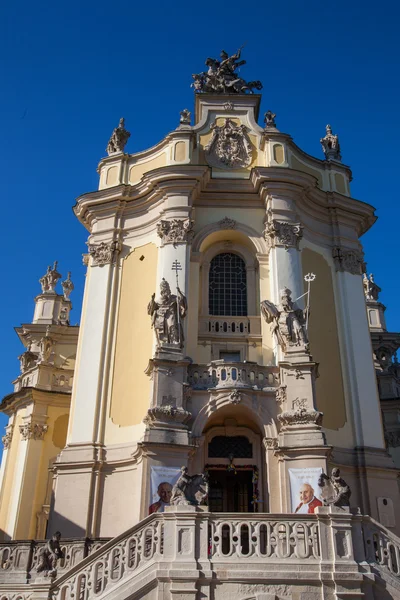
[1,52,400,600]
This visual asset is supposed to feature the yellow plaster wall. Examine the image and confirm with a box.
[301,248,346,430]
[335,173,346,195]
[128,154,166,185]
[291,155,323,189]
[109,243,158,430]
[174,141,186,162]
[273,144,285,164]
[0,413,22,538]
[27,405,70,538]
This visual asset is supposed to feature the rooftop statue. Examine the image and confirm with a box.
[106,118,130,155]
[363,273,381,302]
[39,261,61,294]
[192,47,262,94]
[320,124,341,162]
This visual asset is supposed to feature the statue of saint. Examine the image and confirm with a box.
[147,278,187,347]
[36,531,64,577]
[261,287,308,352]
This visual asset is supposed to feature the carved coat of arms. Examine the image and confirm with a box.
[205,118,252,169]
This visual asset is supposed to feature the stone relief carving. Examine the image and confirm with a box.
[156,219,194,246]
[147,278,187,347]
[205,118,253,169]
[19,422,48,441]
[39,261,61,294]
[82,253,89,267]
[170,466,209,506]
[275,384,287,404]
[36,531,64,578]
[191,48,262,94]
[318,468,351,507]
[144,405,191,426]
[264,110,277,128]
[38,327,54,364]
[363,273,381,301]
[264,220,303,251]
[320,124,341,161]
[88,241,120,266]
[61,272,74,300]
[332,247,364,275]
[264,437,278,449]
[229,390,242,404]
[218,216,236,229]
[261,288,308,353]
[106,118,130,155]
[278,408,323,427]
[2,427,13,449]
[179,109,191,125]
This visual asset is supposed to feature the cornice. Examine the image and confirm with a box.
[73,165,376,239]
[0,387,71,415]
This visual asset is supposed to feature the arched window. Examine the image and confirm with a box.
[209,253,247,316]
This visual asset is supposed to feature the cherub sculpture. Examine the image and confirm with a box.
[36,531,64,577]
[261,287,308,352]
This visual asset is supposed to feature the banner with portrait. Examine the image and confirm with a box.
[288,467,323,514]
[149,466,181,515]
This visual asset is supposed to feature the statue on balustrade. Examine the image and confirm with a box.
[261,287,308,352]
[148,278,187,347]
[170,466,209,506]
[36,531,64,577]
[318,468,351,508]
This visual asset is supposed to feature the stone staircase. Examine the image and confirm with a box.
[1,508,400,599]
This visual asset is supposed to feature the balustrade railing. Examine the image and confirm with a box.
[198,316,261,338]
[209,514,320,560]
[52,517,163,600]
[362,516,400,577]
[188,361,279,390]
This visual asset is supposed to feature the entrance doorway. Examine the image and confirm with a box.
[208,469,254,512]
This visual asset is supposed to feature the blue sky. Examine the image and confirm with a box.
[1,0,399,446]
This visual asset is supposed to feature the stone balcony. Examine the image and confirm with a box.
[187,360,279,391]
[1,509,400,599]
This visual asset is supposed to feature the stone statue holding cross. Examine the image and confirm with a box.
[148,278,187,347]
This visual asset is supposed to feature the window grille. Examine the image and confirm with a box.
[208,435,253,458]
[209,253,247,316]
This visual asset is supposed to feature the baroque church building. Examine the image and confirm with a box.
[1,51,400,600]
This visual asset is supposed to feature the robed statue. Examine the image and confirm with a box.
[261,287,308,352]
[147,278,187,347]
[170,466,209,506]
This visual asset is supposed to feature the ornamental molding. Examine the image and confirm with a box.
[2,427,13,449]
[229,390,242,404]
[218,216,236,229]
[144,405,192,427]
[205,118,253,169]
[156,219,194,246]
[277,408,323,427]
[88,241,121,266]
[19,422,48,441]
[275,384,287,404]
[332,246,364,275]
[263,437,278,449]
[264,220,303,251]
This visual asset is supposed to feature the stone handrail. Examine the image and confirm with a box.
[362,515,400,577]
[188,361,279,390]
[51,514,163,600]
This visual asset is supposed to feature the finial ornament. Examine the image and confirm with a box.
[179,109,191,125]
[363,272,381,302]
[264,110,277,129]
[39,262,61,294]
[106,118,130,155]
[320,124,341,161]
[61,272,74,301]
[191,47,262,94]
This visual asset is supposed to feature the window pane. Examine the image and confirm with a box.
[209,253,247,316]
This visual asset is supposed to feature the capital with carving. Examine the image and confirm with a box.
[264,220,303,251]
[332,246,364,275]
[156,219,194,246]
[19,422,48,441]
[87,241,121,266]
[278,408,323,428]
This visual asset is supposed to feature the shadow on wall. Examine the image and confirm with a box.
[47,490,85,539]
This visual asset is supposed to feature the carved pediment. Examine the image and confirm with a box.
[205,118,253,169]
